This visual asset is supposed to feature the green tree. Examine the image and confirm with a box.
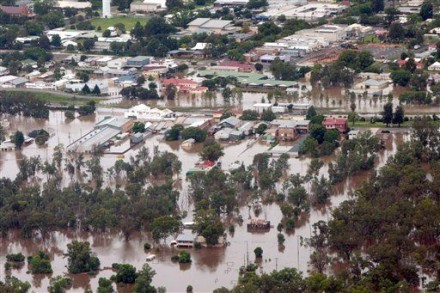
[388,22,405,40]
[254,247,263,258]
[393,105,404,126]
[115,264,137,284]
[166,124,184,141]
[391,70,411,86]
[178,251,192,263]
[11,130,24,149]
[81,84,91,94]
[48,276,72,293]
[382,102,393,127]
[165,83,177,100]
[51,34,62,47]
[306,106,317,120]
[261,110,276,121]
[181,127,207,142]
[133,122,146,133]
[97,278,114,293]
[194,209,225,246]
[200,139,224,161]
[29,251,52,274]
[420,1,433,20]
[133,264,156,293]
[222,87,232,103]
[241,110,259,121]
[66,241,100,273]
[151,216,180,243]
[92,84,101,95]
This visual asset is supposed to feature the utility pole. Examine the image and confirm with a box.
[246,241,249,266]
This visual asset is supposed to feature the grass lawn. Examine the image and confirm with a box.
[90,16,148,31]
[0,90,104,106]
[362,35,381,43]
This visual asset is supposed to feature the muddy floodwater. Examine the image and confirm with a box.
[109,86,439,115]
[0,110,406,292]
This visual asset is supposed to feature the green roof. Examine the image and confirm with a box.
[198,70,299,87]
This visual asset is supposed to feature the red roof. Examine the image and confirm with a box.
[0,5,29,16]
[162,78,198,86]
[397,60,406,66]
[323,117,348,125]
[219,60,253,71]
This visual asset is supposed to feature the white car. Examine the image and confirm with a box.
[146,254,156,261]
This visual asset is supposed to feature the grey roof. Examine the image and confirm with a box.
[188,18,210,26]
[127,56,151,62]
[176,234,194,242]
[95,117,131,129]
[188,18,232,29]
[363,79,387,86]
[10,77,28,85]
[219,116,240,127]
[201,19,231,29]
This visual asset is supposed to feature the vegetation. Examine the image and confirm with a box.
[28,251,52,274]
[66,241,100,274]
[200,139,224,161]
[181,127,207,142]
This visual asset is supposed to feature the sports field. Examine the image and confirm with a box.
[90,16,148,31]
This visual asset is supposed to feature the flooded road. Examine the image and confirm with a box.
[0,110,405,292]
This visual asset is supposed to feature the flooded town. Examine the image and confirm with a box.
[0,0,439,292]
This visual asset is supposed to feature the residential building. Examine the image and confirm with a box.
[428,61,440,71]
[217,116,241,129]
[323,116,348,133]
[126,56,153,68]
[176,234,194,247]
[214,0,248,6]
[351,79,392,97]
[162,78,208,93]
[0,5,31,16]
[0,66,9,76]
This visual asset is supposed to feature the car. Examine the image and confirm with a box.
[170,240,177,246]
[146,254,156,261]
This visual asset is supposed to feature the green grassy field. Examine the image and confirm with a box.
[0,90,104,106]
[90,16,148,31]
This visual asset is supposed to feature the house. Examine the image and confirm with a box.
[217,116,241,129]
[126,56,153,68]
[247,219,270,232]
[176,234,195,247]
[214,0,248,6]
[272,120,310,141]
[0,5,31,17]
[162,78,207,94]
[323,116,348,133]
[351,78,392,97]
[348,129,359,140]
[0,66,9,76]
[254,103,272,113]
[0,141,15,151]
[428,61,440,71]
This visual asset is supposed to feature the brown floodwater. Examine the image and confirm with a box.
[0,110,405,292]
[109,86,439,115]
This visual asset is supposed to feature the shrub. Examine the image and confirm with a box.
[144,243,151,250]
[6,253,25,262]
[254,247,263,258]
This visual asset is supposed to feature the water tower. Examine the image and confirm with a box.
[102,0,111,18]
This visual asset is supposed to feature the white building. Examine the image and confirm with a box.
[428,61,440,71]
[57,1,92,9]
[124,104,175,121]
[102,0,111,18]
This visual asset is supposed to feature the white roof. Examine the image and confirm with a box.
[0,75,18,84]
[57,1,92,9]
